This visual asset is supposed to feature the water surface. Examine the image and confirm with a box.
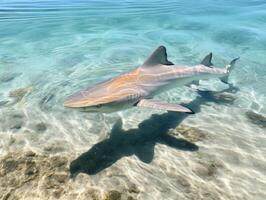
[0,1,266,199]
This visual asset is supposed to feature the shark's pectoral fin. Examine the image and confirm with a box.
[191,80,199,85]
[142,46,174,67]
[136,99,194,113]
[110,118,123,138]
[187,80,200,88]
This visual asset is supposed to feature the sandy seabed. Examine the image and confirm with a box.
[1,90,266,200]
[1,0,266,199]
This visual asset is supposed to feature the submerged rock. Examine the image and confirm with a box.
[25,151,36,157]
[168,124,206,143]
[43,143,66,153]
[103,190,121,200]
[39,93,55,110]
[9,86,33,103]
[199,90,237,104]
[0,72,21,83]
[0,112,26,131]
[40,93,55,105]
[175,175,191,193]
[246,111,266,128]
[206,161,219,177]
[34,122,47,132]
[127,183,140,194]
[127,197,137,200]
[194,159,223,179]
[0,100,9,107]
[0,151,70,200]
[212,92,237,104]
[10,113,25,130]
[0,151,139,200]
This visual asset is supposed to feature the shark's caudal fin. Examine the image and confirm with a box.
[142,46,174,67]
[201,53,213,67]
[220,57,240,84]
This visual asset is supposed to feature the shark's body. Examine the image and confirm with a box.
[64,46,238,113]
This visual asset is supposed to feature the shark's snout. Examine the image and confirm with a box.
[64,91,90,108]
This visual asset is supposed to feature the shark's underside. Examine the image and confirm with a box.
[64,46,239,113]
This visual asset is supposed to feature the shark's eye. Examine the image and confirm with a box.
[96,104,102,108]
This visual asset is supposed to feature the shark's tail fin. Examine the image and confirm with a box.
[220,57,240,84]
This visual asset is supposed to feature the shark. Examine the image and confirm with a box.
[64,46,239,113]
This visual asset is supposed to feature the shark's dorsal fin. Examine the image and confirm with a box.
[142,46,174,67]
[201,53,213,67]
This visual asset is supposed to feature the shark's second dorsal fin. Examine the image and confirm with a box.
[201,53,213,67]
[142,46,174,67]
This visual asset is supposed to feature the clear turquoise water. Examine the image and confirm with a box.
[0,1,266,199]
[1,0,266,106]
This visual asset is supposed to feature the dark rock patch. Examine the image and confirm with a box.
[199,90,237,104]
[43,144,66,153]
[40,94,55,104]
[10,123,23,130]
[127,196,137,200]
[211,92,237,104]
[246,111,266,128]
[0,151,144,200]
[39,93,55,110]
[194,159,223,180]
[9,86,33,103]
[176,175,191,193]
[0,100,9,107]
[9,113,25,130]
[34,122,47,132]
[0,151,70,200]
[0,73,21,83]
[103,190,122,200]
[179,21,209,31]
[213,27,258,47]
[168,124,206,143]
[127,183,140,194]
[0,112,26,131]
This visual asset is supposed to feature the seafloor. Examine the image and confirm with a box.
[0,84,266,200]
[1,0,266,200]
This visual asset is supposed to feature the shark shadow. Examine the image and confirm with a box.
[70,85,239,176]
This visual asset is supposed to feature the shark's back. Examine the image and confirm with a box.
[64,68,145,108]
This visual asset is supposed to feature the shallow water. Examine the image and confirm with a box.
[0,0,266,199]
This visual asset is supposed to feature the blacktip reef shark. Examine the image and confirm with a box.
[64,46,239,113]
